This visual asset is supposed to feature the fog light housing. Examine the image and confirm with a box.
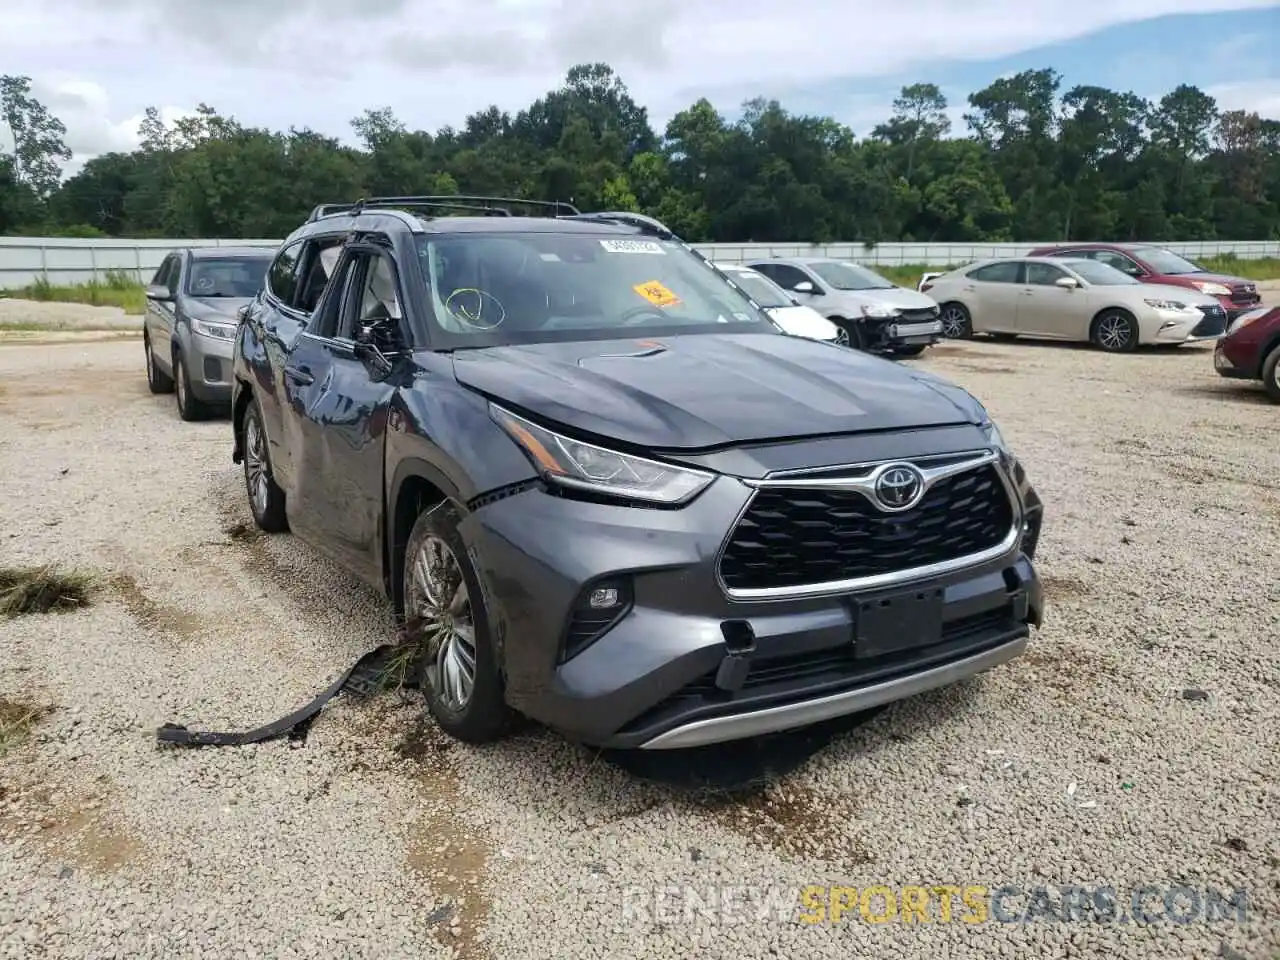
[1021,511,1043,560]
[561,578,633,662]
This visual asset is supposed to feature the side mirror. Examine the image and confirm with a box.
[792,281,815,294]
[145,284,173,301]
[1055,277,1080,290]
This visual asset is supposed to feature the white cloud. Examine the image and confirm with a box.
[1208,79,1280,119]
[0,0,1276,179]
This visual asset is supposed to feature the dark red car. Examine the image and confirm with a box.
[1027,243,1262,321]
[1214,305,1280,402]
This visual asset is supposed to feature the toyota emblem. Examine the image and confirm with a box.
[873,464,926,511]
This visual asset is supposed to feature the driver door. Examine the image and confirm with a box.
[281,246,407,586]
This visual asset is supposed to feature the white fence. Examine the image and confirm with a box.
[1,236,1278,288]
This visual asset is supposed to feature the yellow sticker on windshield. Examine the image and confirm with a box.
[633,280,682,309]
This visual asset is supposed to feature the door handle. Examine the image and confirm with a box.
[284,366,314,386]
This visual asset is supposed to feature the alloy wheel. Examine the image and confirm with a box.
[175,357,187,409]
[1096,314,1133,351]
[408,536,478,711]
[244,414,270,518]
[940,306,968,338]
[145,341,154,382]
[834,327,850,347]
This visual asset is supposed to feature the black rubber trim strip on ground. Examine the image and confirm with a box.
[156,643,396,747]
[155,617,429,748]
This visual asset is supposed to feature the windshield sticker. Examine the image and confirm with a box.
[633,280,682,309]
[601,239,666,255]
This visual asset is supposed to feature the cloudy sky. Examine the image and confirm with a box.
[3,0,1279,176]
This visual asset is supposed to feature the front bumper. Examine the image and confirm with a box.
[1214,339,1255,380]
[461,460,1044,750]
[186,331,235,404]
[885,318,944,345]
[1147,307,1228,344]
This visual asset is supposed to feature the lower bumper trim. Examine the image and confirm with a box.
[637,635,1027,750]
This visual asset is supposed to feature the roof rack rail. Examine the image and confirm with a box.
[306,195,580,222]
[560,211,677,240]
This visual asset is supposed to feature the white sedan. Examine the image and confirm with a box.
[921,256,1230,351]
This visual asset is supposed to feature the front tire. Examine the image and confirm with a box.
[242,398,288,532]
[403,503,512,744]
[831,317,866,351]
[145,336,173,394]
[174,351,210,421]
[1262,344,1280,403]
[1091,310,1139,352]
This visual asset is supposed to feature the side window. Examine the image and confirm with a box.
[149,256,173,287]
[309,253,362,340]
[968,261,1023,284]
[750,263,779,282]
[771,264,818,291]
[1025,262,1068,286]
[267,241,304,306]
[351,255,402,337]
[294,238,348,315]
[1096,251,1142,276]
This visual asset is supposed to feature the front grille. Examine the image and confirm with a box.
[1230,286,1259,305]
[1191,306,1228,338]
[719,464,1015,592]
[898,306,940,323]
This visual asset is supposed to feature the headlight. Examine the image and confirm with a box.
[1144,298,1189,311]
[861,303,898,319]
[192,318,236,340]
[1193,281,1231,297]
[490,405,714,505]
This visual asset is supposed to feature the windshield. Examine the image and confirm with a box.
[186,256,270,297]
[1131,247,1204,275]
[1065,260,1141,286]
[415,233,776,347]
[807,261,895,291]
[724,269,792,308]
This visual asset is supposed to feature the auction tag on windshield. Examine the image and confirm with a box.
[601,239,665,254]
[633,280,682,308]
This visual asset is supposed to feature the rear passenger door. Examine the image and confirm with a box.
[962,261,1024,333]
[279,245,406,586]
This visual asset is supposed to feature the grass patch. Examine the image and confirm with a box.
[0,698,47,755]
[0,270,146,315]
[0,320,138,332]
[0,566,95,617]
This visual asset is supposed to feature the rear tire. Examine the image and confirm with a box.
[242,397,288,532]
[403,502,513,744]
[145,335,173,394]
[1091,310,1139,353]
[939,303,972,339]
[1262,344,1280,403]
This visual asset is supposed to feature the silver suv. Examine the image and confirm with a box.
[748,257,943,356]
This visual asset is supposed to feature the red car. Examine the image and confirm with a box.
[1214,305,1280,402]
[1027,243,1262,321]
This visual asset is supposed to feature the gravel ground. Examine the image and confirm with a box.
[0,328,1277,959]
[0,299,141,330]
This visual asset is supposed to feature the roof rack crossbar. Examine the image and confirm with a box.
[558,211,677,240]
[307,195,580,222]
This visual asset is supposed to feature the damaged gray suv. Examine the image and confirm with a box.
[231,197,1045,751]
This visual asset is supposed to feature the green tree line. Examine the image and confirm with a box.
[3,64,1279,243]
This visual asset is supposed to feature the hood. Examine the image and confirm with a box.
[765,305,839,340]
[451,333,982,450]
[827,286,940,312]
[186,297,253,321]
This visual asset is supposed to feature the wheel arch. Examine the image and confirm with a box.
[1089,304,1137,341]
[386,459,465,615]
